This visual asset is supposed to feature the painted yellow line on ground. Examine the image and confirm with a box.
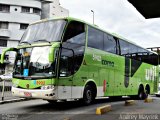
[144,98,153,103]
[96,105,111,115]
[125,100,135,106]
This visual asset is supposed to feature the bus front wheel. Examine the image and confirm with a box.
[82,85,94,105]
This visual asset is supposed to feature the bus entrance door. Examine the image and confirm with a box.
[57,48,74,100]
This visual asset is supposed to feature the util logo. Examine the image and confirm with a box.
[145,66,157,81]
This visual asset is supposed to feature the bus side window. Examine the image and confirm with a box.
[128,44,138,60]
[88,26,103,50]
[60,21,86,76]
[119,39,129,57]
[103,34,117,54]
[63,21,85,45]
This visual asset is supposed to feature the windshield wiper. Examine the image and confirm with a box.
[19,41,31,45]
[34,39,51,44]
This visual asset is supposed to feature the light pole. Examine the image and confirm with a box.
[91,10,94,24]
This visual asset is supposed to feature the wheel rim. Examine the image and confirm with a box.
[86,90,92,102]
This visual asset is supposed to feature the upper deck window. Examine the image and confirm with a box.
[104,34,117,54]
[63,21,85,45]
[88,26,103,50]
[20,20,66,44]
[60,21,86,76]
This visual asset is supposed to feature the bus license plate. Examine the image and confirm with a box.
[24,92,32,97]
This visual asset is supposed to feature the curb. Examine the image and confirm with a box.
[0,98,30,104]
[125,100,135,106]
[144,98,153,103]
[96,105,111,115]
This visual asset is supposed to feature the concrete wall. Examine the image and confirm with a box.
[0,0,41,8]
[41,0,69,19]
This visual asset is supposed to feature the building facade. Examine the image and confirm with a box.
[41,0,69,19]
[0,0,69,73]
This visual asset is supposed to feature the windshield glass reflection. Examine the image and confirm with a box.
[14,46,56,79]
[20,20,66,44]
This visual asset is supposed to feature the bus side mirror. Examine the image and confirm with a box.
[49,43,60,63]
[1,48,17,64]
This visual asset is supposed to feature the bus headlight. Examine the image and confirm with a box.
[41,85,54,90]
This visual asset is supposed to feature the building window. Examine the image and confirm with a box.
[20,24,29,30]
[0,40,7,47]
[0,4,10,12]
[0,22,8,29]
[33,8,40,15]
[22,7,30,13]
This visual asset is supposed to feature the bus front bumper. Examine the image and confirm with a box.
[12,87,56,100]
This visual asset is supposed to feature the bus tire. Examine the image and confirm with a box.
[47,100,57,104]
[82,85,94,105]
[145,85,150,98]
[110,96,122,101]
[138,85,147,100]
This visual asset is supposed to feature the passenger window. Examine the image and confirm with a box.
[88,26,103,50]
[138,48,148,63]
[104,34,117,54]
[63,21,85,45]
[119,39,129,56]
[129,44,138,54]
[129,44,138,60]
[61,21,86,76]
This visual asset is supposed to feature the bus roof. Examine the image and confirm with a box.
[29,17,157,55]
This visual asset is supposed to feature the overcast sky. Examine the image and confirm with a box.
[60,0,160,48]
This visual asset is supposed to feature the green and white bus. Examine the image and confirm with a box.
[1,17,159,104]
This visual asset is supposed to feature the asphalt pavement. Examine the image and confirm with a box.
[0,96,160,120]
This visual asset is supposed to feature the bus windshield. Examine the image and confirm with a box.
[20,20,66,44]
[13,46,57,79]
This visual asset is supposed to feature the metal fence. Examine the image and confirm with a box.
[0,70,18,101]
[0,79,13,101]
